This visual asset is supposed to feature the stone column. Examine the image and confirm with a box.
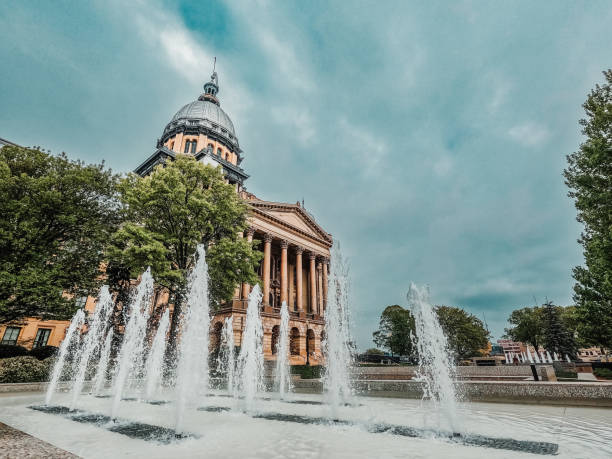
[317,261,323,315]
[295,247,303,314]
[262,234,272,306]
[322,258,328,312]
[241,228,254,300]
[280,240,288,305]
[309,252,317,314]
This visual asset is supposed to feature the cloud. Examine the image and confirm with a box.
[1,0,596,351]
[508,122,550,147]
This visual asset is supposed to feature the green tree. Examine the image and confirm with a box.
[0,146,121,322]
[372,305,415,358]
[542,301,577,358]
[108,154,262,357]
[564,70,612,351]
[364,348,384,355]
[504,306,544,350]
[435,305,490,360]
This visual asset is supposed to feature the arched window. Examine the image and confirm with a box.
[184,140,191,153]
[191,141,197,153]
[225,153,230,161]
[207,143,213,152]
[290,327,300,356]
[211,322,223,352]
[271,325,280,354]
[306,329,315,357]
[217,147,222,156]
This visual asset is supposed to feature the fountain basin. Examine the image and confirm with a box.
[1,391,611,458]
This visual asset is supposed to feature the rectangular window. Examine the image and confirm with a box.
[33,328,51,348]
[1,327,21,345]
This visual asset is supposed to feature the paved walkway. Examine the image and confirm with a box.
[0,422,78,458]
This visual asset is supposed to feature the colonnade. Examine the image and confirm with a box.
[239,228,328,316]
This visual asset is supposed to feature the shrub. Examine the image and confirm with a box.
[0,344,29,359]
[291,365,322,379]
[553,362,577,379]
[29,345,58,360]
[0,356,52,383]
[594,368,612,380]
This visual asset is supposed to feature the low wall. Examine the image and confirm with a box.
[354,365,537,380]
[293,379,612,407]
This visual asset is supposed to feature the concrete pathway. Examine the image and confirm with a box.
[0,422,78,458]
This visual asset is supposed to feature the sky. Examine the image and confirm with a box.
[1,0,610,350]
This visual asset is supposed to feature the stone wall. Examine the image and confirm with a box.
[292,379,612,407]
[354,365,539,380]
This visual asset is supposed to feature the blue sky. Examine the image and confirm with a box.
[1,0,610,349]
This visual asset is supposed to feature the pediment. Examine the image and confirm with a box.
[250,202,332,244]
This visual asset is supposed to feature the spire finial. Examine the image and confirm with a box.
[201,57,220,104]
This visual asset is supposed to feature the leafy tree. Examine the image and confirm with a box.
[372,305,415,358]
[542,301,577,358]
[564,70,612,350]
[107,154,262,357]
[504,306,544,350]
[435,305,490,360]
[364,348,384,355]
[0,146,121,322]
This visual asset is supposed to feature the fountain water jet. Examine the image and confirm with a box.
[218,316,236,395]
[175,245,211,433]
[111,268,154,418]
[275,301,292,399]
[143,308,170,400]
[45,309,86,405]
[323,242,353,417]
[237,285,264,413]
[408,283,458,433]
[92,328,114,395]
[70,286,114,409]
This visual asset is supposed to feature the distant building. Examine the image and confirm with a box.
[497,339,525,354]
[578,347,609,362]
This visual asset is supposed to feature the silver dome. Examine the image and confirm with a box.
[170,99,236,137]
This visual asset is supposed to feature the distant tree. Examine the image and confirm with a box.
[107,155,262,360]
[0,146,121,322]
[435,306,490,360]
[542,301,578,358]
[364,348,384,355]
[372,305,415,358]
[559,305,588,349]
[564,70,612,351]
[504,306,544,350]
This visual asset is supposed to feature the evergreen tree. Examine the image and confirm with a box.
[542,301,577,358]
[564,70,612,351]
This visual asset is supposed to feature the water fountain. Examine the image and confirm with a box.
[143,308,170,400]
[236,284,264,413]
[111,268,154,418]
[45,309,86,405]
[274,301,291,399]
[322,243,353,418]
[407,283,458,433]
[70,286,114,409]
[174,244,211,434]
[92,328,114,395]
[218,316,236,395]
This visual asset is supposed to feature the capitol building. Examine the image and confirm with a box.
[136,71,331,366]
[0,72,331,366]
